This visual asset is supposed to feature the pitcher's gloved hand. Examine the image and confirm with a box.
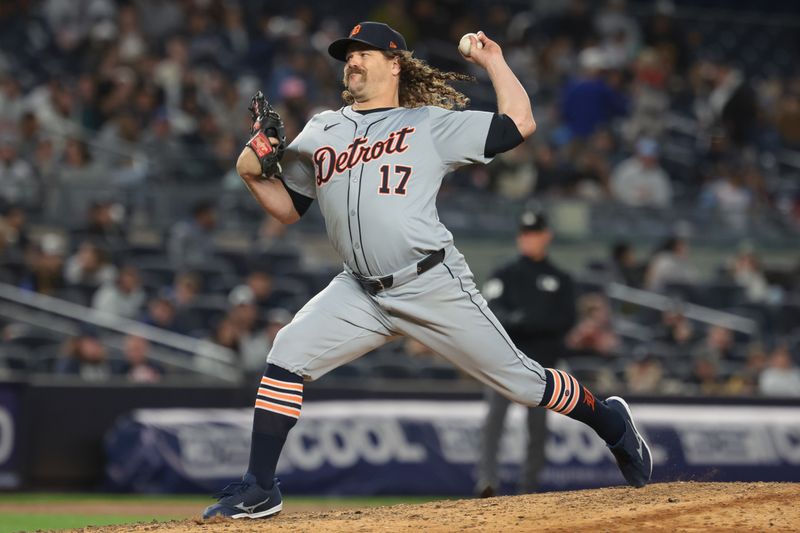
[246,91,286,177]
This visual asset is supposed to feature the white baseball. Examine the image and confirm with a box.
[458,33,483,57]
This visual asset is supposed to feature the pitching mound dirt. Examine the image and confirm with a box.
[74,482,800,532]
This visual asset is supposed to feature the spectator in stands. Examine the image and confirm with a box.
[487,142,537,200]
[530,143,570,195]
[56,137,104,185]
[0,204,30,260]
[698,161,753,231]
[140,110,184,180]
[741,343,769,394]
[54,325,119,381]
[0,76,26,123]
[548,0,596,50]
[716,64,758,148]
[116,3,147,62]
[166,272,204,333]
[256,215,292,248]
[610,138,672,208]
[692,324,737,362]
[687,356,725,395]
[72,199,129,258]
[595,0,641,69]
[609,241,642,287]
[142,294,185,334]
[31,136,57,202]
[776,90,800,148]
[644,235,699,292]
[21,233,67,296]
[654,308,697,348]
[94,109,149,186]
[726,242,772,304]
[227,284,261,356]
[565,141,612,202]
[239,270,280,312]
[16,112,41,161]
[92,265,146,318]
[208,316,240,354]
[64,240,117,289]
[167,199,217,271]
[560,46,628,140]
[624,349,664,394]
[0,132,39,209]
[758,343,800,397]
[641,0,689,76]
[240,307,293,373]
[622,47,670,142]
[689,348,747,396]
[120,334,163,383]
[567,292,619,356]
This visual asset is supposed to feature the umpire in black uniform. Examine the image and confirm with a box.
[476,206,577,496]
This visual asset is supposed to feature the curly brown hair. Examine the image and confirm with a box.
[341,51,474,110]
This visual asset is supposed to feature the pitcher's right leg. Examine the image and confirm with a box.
[203,273,395,519]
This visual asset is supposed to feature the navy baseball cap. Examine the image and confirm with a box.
[518,208,549,233]
[328,22,407,62]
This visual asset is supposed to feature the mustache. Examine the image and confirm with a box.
[346,66,365,77]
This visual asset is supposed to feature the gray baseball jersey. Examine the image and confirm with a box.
[270,105,546,405]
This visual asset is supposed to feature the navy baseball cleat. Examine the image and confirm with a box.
[202,473,282,519]
[605,396,652,488]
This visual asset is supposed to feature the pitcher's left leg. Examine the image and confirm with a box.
[386,262,651,487]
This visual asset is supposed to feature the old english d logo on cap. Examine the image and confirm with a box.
[328,21,408,61]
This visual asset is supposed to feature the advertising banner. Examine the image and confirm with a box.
[105,402,800,494]
[0,382,23,489]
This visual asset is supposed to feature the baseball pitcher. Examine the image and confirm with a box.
[203,22,651,520]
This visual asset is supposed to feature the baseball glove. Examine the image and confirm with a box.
[245,91,286,177]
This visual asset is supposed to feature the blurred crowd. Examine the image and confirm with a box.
[0,0,799,393]
[0,0,798,219]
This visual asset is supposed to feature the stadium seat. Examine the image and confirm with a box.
[249,246,302,275]
[4,324,65,350]
[417,362,461,380]
[695,283,746,309]
[776,303,800,335]
[269,277,311,312]
[180,295,230,331]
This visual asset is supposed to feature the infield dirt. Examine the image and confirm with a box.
[38,482,800,532]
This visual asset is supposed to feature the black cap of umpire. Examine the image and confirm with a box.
[328,22,408,62]
[518,208,549,233]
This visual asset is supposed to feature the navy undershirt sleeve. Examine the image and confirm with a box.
[484,114,525,157]
[278,177,314,216]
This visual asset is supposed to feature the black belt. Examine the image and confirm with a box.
[353,249,445,295]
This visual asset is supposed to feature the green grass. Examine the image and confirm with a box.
[0,493,442,505]
[0,493,207,503]
[0,514,179,533]
[0,493,452,533]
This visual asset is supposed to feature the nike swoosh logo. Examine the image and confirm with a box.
[635,433,643,461]
[324,123,339,131]
[234,496,270,514]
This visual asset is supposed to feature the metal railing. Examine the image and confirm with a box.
[606,282,758,336]
[0,282,241,383]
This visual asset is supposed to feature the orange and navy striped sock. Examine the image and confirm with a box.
[248,364,304,489]
[539,368,625,445]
